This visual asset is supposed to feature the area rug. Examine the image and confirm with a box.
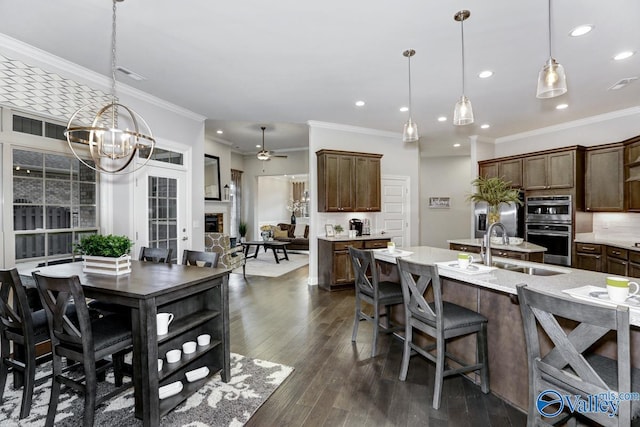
[238,252,309,277]
[0,353,293,427]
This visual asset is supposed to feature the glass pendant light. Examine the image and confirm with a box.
[536,0,567,98]
[453,10,474,126]
[402,49,419,142]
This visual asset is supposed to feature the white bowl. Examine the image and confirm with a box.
[166,349,181,363]
[185,366,210,383]
[182,341,197,354]
[490,236,504,245]
[508,237,524,245]
[197,334,211,346]
[159,381,183,399]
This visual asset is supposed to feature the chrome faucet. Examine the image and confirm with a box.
[484,222,508,266]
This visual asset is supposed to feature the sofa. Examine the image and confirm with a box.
[273,223,309,251]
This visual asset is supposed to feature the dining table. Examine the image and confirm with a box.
[33,260,231,427]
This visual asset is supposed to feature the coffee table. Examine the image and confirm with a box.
[241,241,290,264]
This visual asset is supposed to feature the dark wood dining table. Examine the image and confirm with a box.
[34,260,231,427]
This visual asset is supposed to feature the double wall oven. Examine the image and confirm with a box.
[525,195,572,266]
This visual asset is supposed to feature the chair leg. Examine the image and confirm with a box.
[399,324,412,381]
[113,351,125,387]
[46,354,63,427]
[432,336,446,410]
[371,302,380,358]
[0,337,9,403]
[351,295,361,343]
[83,358,97,427]
[19,346,37,419]
[477,323,490,394]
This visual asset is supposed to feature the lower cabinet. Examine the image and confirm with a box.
[606,246,629,276]
[318,238,390,291]
[574,243,604,272]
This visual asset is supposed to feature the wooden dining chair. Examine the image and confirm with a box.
[182,249,219,268]
[348,246,404,358]
[32,272,133,427]
[396,258,489,409]
[138,246,173,263]
[517,284,640,426]
[0,268,52,418]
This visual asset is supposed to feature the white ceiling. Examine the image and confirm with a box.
[1,0,638,156]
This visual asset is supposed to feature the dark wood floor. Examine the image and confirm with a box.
[228,265,527,427]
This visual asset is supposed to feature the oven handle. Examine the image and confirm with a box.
[526,231,571,237]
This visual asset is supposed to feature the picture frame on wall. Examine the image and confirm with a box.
[325,224,335,237]
[428,197,451,209]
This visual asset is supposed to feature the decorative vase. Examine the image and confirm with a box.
[261,231,270,241]
[291,213,296,224]
[488,205,500,225]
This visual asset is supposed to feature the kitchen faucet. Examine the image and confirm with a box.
[483,222,508,266]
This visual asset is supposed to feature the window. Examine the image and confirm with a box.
[13,149,99,265]
[138,146,183,165]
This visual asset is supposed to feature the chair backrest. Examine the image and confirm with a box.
[396,258,442,326]
[348,247,380,296]
[0,268,36,345]
[516,284,632,424]
[182,250,219,268]
[138,246,172,263]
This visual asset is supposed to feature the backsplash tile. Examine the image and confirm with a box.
[592,213,640,241]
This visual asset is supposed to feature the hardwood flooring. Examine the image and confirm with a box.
[228,265,527,427]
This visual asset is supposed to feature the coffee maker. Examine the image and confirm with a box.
[349,219,363,236]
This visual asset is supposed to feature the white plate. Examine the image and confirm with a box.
[185,366,210,383]
[159,381,183,400]
[563,285,640,308]
[375,249,413,258]
[435,261,497,275]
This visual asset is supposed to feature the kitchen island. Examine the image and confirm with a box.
[376,246,639,411]
[448,238,547,262]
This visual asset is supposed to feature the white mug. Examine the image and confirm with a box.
[387,242,396,253]
[457,253,474,269]
[182,341,197,354]
[197,334,211,346]
[157,312,174,336]
[166,349,181,363]
[606,277,640,302]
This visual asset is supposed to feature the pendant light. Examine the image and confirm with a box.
[402,49,419,142]
[64,0,155,174]
[536,0,567,98]
[453,10,474,126]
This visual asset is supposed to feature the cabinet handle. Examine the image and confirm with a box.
[612,250,621,255]
[582,246,596,251]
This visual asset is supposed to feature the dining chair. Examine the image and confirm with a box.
[138,246,173,263]
[182,249,219,268]
[348,246,404,358]
[0,268,52,418]
[396,258,489,409]
[517,284,640,426]
[32,272,133,427]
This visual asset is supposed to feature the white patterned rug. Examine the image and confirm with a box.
[239,252,309,277]
[0,353,293,426]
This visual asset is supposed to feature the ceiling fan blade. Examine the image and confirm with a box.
[273,155,288,158]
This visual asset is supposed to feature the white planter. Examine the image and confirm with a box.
[83,254,132,276]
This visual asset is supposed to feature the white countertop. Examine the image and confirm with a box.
[373,246,640,326]
[574,233,640,252]
[318,234,390,242]
[447,238,547,253]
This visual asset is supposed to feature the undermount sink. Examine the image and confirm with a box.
[490,261,568,276]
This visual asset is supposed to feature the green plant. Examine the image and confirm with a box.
[333,225,344,234]
[467,176,523,207]
[74,234,133,257]
[239,222,248,237]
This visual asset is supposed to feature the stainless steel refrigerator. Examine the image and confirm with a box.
[474,192,525,239]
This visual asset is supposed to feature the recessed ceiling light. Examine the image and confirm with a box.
[453,143,461,148]
[256,144,261,148]
[216,130,223,134]
[437,116,447,122]
[569,24,593,37]
[481,124,490,129]
[355,100,365,107]
[614,51,635,61]
[478,70,493,79]
[399,106,409,112]
[556,103,569,110]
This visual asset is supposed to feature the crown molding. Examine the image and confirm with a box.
[0,34,206,123]
[307,120,400,139]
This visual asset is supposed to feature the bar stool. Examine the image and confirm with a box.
[396,258,489,409]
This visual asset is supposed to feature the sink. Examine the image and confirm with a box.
[489,261,567,276]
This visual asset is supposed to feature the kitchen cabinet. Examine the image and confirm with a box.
[318,238,391,291]
[629,251,640,279]
[317,150,382,212]
[523,149,576,190]
[477,158,522,187]
[606,246,629,276]
[585,144,624,211]
[478,162,499,179]
[624,136,640,211]
[574,243,604,272]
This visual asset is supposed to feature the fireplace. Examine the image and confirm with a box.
[204,213,224,232]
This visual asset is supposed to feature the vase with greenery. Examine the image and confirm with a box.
[239,222,247,242]
[75,234,133,257]
[333,225,344,236]
[467,176,522,224]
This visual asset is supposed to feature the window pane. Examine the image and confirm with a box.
[13,115,42,136]
[79,161,96,182]
[48,232,73,256]
[13,150,43,178]
[46,206,71,229]
[45,154,72,180]
[15,234,45,260]
[79,207,96,227]
[45,180,71,205]
[13,177,43,203]
[78,183,96,204]
[13,205,44,230]
[168,199,177,219]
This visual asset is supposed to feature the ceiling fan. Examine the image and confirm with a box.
[257,126,288,161]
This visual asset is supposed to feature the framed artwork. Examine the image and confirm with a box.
[325,224,335,237]
[429,197,451,209]
[204,154,221,200]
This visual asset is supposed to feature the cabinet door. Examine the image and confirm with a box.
[607,257,629,276]
[354,157,381,211]
[334,250,354,284]
[586,147,624,211]
[630,263,640,279]
[479,162,499,179]
[337,156,354,211]
[576,253,603,272]
[548,151,574,189]
[523,155,548,190]
[625,142,640,211]
[499,159,523,188]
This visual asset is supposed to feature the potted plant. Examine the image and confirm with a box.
[239,222,248,242]
[75,234,133,275]
[333,224,344,236]
[467,176,522,224]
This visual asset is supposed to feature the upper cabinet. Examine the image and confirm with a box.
[585,144,624,211]
[317,150,382,212]
[478,158,522,187]
[523,149,577,190]
[625,136,640,212]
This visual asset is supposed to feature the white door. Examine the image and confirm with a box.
[381,176,409,247]
[134,165,188,263]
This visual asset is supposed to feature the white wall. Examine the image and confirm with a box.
[307,121,420,286]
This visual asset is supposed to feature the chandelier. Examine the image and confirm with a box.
[65,0,155,174]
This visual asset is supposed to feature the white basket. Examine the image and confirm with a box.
[83,254,132,275]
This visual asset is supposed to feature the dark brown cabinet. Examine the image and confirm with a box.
[478,162,499,180]
[606,246,629,276]
[477,158,522,187]
[629,251,640,279]
[574,243,604,272]
[585,144,624,211]
[524,150,575,190]
[317,150,382,212]
[624,136,640,212]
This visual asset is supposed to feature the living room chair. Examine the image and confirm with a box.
[396,258,489,409]
[517,284,640,426]
[348,246,404,358]
[32,272,133,427]
[138,246,173,263]
[0,268,53,418]
[182,249,220,268]
[204,233,246,277]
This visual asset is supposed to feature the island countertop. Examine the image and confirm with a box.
[447,238,547,253]
[318,234,390,242]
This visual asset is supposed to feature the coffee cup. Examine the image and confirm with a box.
[387,242,396,253]
[197,334,211,346]
[606,277,640,302]
[182,341,197,354]
[157,312,174,336]
[158,359,163,372]
[166,349,181,363]
[457,253,474,269]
